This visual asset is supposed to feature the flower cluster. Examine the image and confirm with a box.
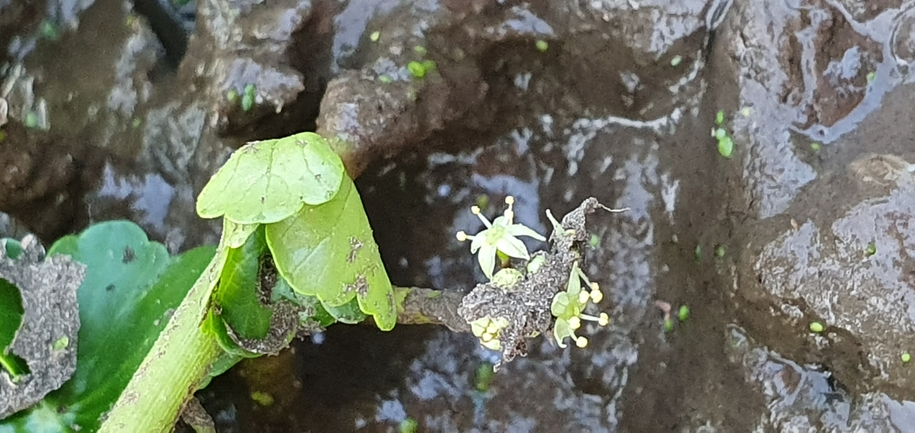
[469,316,510,351]
[550,261,609,348]
[456,196,612,352]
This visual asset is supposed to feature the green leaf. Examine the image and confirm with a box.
[320,297,367,324]
[196,132,346,224]
[0,276,27,377]
[266,176,396,330]
[2,239,22,259]
[0,239,26,377]
[223,219,259,249]
[201,311,262,360]
[214,225,273,340]
[1,221,215,431]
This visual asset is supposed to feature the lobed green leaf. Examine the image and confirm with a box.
[265,176,396,330]
[196,132,346,224]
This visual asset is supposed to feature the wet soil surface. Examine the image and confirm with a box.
[6,0,915,431]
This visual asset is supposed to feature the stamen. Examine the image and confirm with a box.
[590,289,604,304]
[504,196,515,222]
[575,336,589,348]
[471,206,493,228]
[568,316,581,330]
[580,313,611,326]
[456,231,469,241]
[578,291,590,304]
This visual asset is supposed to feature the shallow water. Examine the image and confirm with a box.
[5,0,915,431]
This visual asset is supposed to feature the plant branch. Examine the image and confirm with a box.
[393,286,470,333]
[99,248,228,433]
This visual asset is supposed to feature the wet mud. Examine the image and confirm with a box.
[5,0,915,431]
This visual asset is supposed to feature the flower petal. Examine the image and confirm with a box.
[478,245,497,279]
[491,215,509,227]
[469,231,486,253]
[553,319,571,348]
[495,235,530,260]
[566,262,582,296]
[551,293,571,317]
[506,223,546,241]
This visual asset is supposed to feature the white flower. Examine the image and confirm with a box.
[456,196,545,279]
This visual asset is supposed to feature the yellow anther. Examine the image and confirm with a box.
[575,336,589,348]
[590,289,604,304]
[481,333,493,342]
[471,206,481,215]
[505,196,515,205]
[456,231,468,241]
[579,291,590,304]
[598,313,610,326]
[590,282,599,291]
[568,316,581,330]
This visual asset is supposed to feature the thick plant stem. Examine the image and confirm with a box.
[393,286,470,333]
[99,248,228,433]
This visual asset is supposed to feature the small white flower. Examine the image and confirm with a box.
[456,196,545,279]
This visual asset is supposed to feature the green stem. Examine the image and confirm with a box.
[99,248,228,433]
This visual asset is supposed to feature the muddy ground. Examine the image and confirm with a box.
[4,0,915,431]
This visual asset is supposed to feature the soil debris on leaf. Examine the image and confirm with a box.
[0,235,84,418]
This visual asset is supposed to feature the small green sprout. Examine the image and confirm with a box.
[131,118,142,129]
[809,321,825,333]
[711,127,733,159]
[695,245,703,262]
[456,196,546,279]
[810,142,821,152]
[52,336,69,350]
[407,61,427,78]
[413,46,427,55]
[474,362,495,392]
[867,71,876,83]
[716,110,725,125]
[24,112,40,129]
[421,59,437,73]
[664,318,675,332]
[40,20,59,40]
[740,107,752,117]
[589,233,600,249]
[550,261,610,348]
[677,305,690,321]
[370,31,381,42]
[714,245,725,258]
[475,194,490,210]
[903,352,912,363]
[670,55,682,66]
[535,40,549,52]
[250,391,274,407]
[226,89,239,103]
[378,75,393,83]
[470,316,510,351]
[399,418,418,433]
[241,84,256,112]
[866,241,876,257]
